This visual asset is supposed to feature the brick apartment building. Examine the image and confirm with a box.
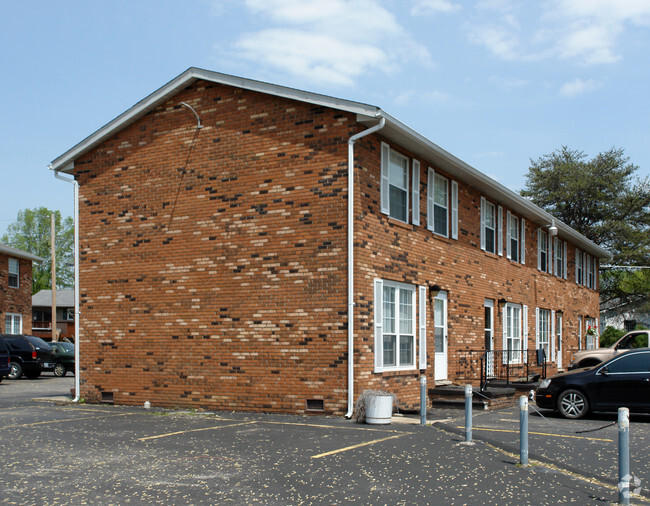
[50,68,610,414]
[1,243,43,335]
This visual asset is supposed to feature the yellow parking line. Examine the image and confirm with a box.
[311,434,405,459]
[2,413,136,429]
[137,421,256,441]
[456,426,612,442]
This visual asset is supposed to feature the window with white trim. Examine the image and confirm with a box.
[380,143,409,222]
[554,238,566,278]
[575,249,584,285]
[538,229,549,273]
[536,308,551,362]
[587,255,596,289]
[507,213,519,262]
[374,279,417,371]
[481,198,496,254]
[503,303,522,363]
[585,317,598,349]
[432,172,448,236]
[5,313,22,334]
[8,258,19,288]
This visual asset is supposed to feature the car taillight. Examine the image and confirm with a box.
[32,351,37,359]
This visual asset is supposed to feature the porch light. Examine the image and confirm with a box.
[548,220,558,237]
[498,298,507,309]
[429,284,442,297]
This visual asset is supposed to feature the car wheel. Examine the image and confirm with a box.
[558,389,589,419]
[54,363,67,377]
[8,362,23,380]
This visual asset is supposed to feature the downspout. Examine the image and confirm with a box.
[346,116,385,418]
[51,166,81,403]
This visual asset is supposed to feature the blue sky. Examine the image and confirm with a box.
[2,0,649,236]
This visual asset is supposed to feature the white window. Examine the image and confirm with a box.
[8,258,19,288]
[429,171,448,236]
[536,308,551,362]
[374,279,417,371]
[585,317,598,349]
[380,143,409,222]
[586,255,596,289]
[497,206,503,256]
[538,229,549,273]
[554,238,567,278]
[481,198,496,254]
[5,313,22,334]
[503,303,522,363]
[575,249,584,285]
[506,212,519,262]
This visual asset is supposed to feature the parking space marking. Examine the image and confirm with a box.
[1,413,137,429]
[263,420,398,432]
[456,426,613,442]
[311,434,405,459]
[136,421,256,441]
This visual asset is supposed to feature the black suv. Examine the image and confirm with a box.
[0,338,10,381]
[0,334,53,379]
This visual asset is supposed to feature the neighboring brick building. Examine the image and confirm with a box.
[1,243,43,335]
[50,68,610,414]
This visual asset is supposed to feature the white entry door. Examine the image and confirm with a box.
[434,291,448,381]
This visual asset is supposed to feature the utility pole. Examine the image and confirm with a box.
[51,214,57,342]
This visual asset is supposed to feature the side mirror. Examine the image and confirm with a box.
[599,367,609,376]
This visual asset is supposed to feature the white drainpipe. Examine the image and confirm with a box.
[346,116,385,418]
[51,166,81,403]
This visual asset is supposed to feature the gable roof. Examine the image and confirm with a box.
[0,243,44,263]
[49,67,611,261]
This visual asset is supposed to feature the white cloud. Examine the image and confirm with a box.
[411,0,461,15]
[223,0,431,87]
[466,0,650,65]
[558,78,600,97]
[489,76,528,90]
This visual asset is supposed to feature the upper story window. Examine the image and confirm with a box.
[554,238,567,278]
[427,169,459,240]
[575,249,584,285]
[506,212,525,263]
[538,229,549,273]
[480,197,496,254]
[587,255,596,289]
[8,258,19,288]
[380,143,409,222]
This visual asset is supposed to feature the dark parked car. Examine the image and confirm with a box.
[45,341,75,377]
[0,334,54,379]
[536,348,650,419]
[0,338,10,381]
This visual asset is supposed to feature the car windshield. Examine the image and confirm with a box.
[25,336,52,351]
[57,342,74,352]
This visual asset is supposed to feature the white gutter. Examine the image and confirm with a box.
[346,117,385,418]
[51,166,81,403]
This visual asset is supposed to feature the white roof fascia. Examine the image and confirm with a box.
[0,243,45,263]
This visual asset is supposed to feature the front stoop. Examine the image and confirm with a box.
[429,385,518,410]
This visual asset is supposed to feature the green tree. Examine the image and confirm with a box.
[1,208,74,293]
[521,146,650,309]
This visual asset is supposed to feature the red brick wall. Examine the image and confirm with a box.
[74,80,356,413]
[0,254,34,334]
[352,137,600,409]
[72,78,601,414]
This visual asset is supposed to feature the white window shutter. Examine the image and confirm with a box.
[551,310,556,362]
[451,180,458,240]
[535,307,540,351]
[575,250,579,283]
[537,229,542,270]
[506,211,512,259]
[419,285,427,369]
[583,253,587,286]
[563,242,567,279]
[412,160,420,226]
[480,197,486,250]
[380,142,390,215]
[374,279,384,373]
[520,218,526,264]
[523,305,529,363]
[427,168,435,231]
[498,206,503,256]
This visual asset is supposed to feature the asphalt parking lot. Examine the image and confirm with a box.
[1,376,649,505]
